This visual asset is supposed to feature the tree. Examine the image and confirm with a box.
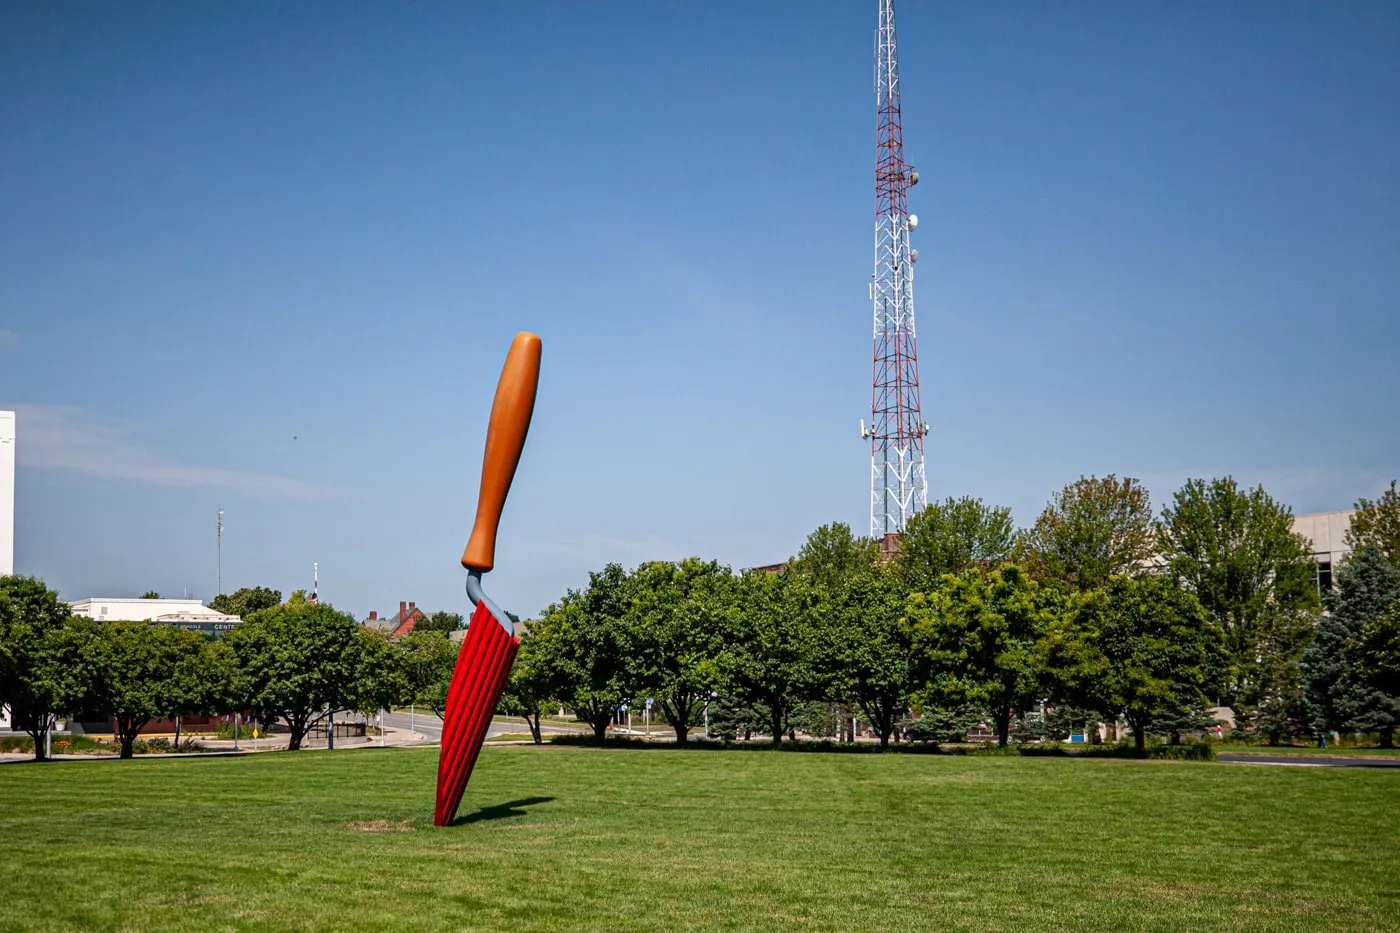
[529,564,635,743]
[140,591,160,600]
[222,602,404,750]
[0,577,96,760]
[498,631,553,744]
[209,586,282,618]
[1157,477,1320,717]
[1040,577,1227,753]
[709,695,770,742]
[896,496,1015,590]
[791,522,882,589]
[395,629,455,713]
[818,564,919,748]
[725,569,823,744]
[1345,480,1400,563]
[1301,548,1400,747]
[415,611,465,635]
[906,564,1055,748]
[1020,475,1155,590]
[1349,602,1400,707]
[627,558,734,744]
[90,622,224,758]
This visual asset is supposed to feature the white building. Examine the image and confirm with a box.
[1291,510,1354,593]
[67,597,240,637]
[1,410,13,577]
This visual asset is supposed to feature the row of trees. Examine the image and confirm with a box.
[4,475,1397,759]
[0,580,459,759]
[506,476,1400,750]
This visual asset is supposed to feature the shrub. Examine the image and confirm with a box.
[1147,740,1214,762]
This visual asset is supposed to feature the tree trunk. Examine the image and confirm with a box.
[287,715,308,751]
[994,707,1012,748]
[1170,730,1181,746]
[769,707,785,746]
[1134,726,1146,755]
[1380,726,1394,750]
[590,715,609,744]
[665,698,691,744]
[117,715,148,759]
[25,727,48,762]
[527,711,542,745]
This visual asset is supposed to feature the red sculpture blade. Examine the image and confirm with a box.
[434,603,519,827]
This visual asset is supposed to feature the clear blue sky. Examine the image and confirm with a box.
[3,2,1397,620]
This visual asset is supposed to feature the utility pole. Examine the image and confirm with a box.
[863,0,929,540]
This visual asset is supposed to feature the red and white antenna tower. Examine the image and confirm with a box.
[861,0,928,539]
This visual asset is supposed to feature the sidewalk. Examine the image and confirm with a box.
[0,724,430,763]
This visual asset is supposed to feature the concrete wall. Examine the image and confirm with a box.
[1292,510,1354,564]
[0,410,13,576]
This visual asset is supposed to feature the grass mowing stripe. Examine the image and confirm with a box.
[0,746,1395,932]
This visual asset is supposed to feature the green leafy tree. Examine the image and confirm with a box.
[497,631,553,744]
[897,496,1016,590]
[1345,480,1400,563]
[357,629,411,718]
[1157,477,1320,719]
[223,602,404,750]
[209,586,282,618]
[1234,607,1315,745]
[906,564,1055,748]
[628,558,734,744]
[791,522,882,589]
[395,629,455,714]
[1040,577,1226,753]
[1301,548,1400,747]
[1020,475,1155,590]
[0,577,97,760]
[90,622,225,758]
[1348,602,1400,707]
[529,563,635,743]
[140,591,160,600]
[415,611,465,635]
[725,569,823,744]
[818,565,919,748]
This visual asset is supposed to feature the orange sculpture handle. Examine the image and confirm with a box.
[461,332,541,573]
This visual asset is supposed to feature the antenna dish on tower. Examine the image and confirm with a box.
[907,213,918,230]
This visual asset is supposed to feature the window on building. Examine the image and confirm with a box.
[1316,560,1333,595]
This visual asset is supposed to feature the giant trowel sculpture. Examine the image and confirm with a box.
[435,331,541,827]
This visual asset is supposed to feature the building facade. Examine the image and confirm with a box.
[1291,510,1354,594]
[1,410,13,577]
[66,597,241,637]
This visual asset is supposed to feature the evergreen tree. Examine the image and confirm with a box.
[1303,548,1400,747]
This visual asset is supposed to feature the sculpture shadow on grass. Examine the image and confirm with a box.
[452,795,555,826]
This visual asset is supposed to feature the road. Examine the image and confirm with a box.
[378,711,589,744]
[1217,753,1400,768]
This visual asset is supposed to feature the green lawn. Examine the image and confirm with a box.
[0,746,1396,932]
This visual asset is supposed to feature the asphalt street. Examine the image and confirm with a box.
[378,711,588,743]
[1216,753,1400,768]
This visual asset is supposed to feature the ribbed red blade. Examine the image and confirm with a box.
[434,601,519,826]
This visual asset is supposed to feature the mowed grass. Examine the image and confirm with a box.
[1,747,1397,932]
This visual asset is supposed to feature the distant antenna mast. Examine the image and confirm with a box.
[311,562,319,606]
[216,507,223,596]
[864,0,929,539]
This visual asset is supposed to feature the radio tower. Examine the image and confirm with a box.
[862,0,928,540]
